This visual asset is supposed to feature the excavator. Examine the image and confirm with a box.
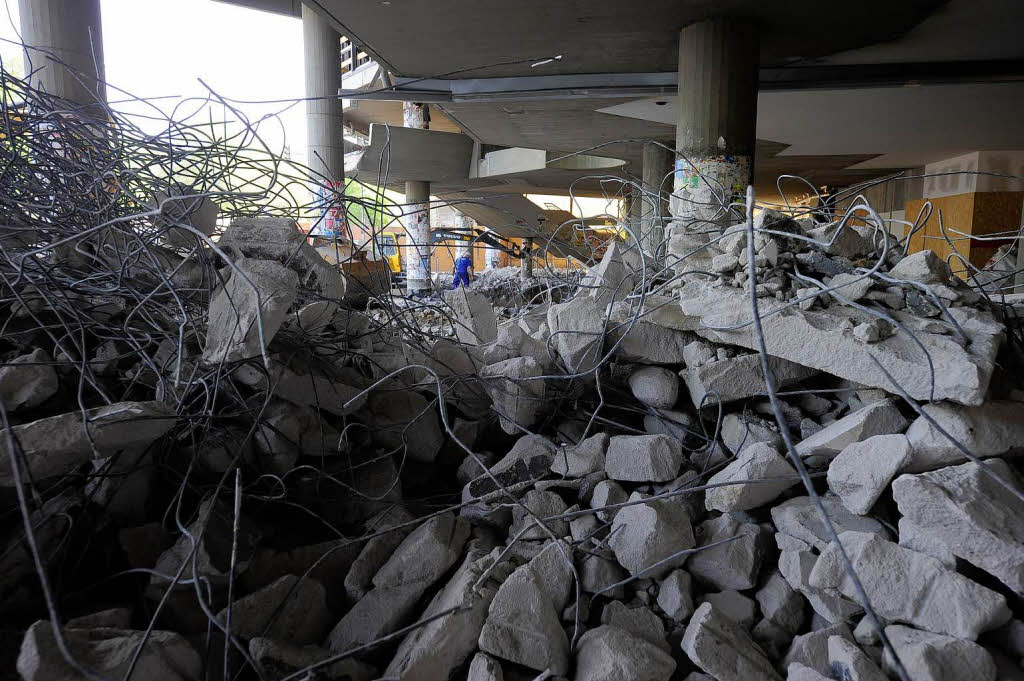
[369,227,525,287]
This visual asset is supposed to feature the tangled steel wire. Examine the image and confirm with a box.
[3,43,1024,681]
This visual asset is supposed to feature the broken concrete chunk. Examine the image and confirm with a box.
[683,673,717,681]
[445,286,498,345]
[827,434,912,514]
[600,600,670,652]
[808,223,871,258]
[242,538,361,608]
[657,569,694,622]
[364,390,444,463]
[643,408,693,440]
[609,492,694,578]
[580,548,628,596]
[721,412,784,454]
[853,321,882,343]
[605,434,685,483]
[787,662,832,681]
[681,602,782,681]
[203,257,299,363]
[509,489,569,541]
[778,542,864,624]
[590,479,628,522]
[552,432,608,477]
[484,320,552,369]
[216,574,331,645]
[772,495,886,552]
[0,348,58,412]
[608,301,695,364]
[892,458,1024,595]
[683,339,717,367]
[468,652,504,681]
[344,506,416,601]
[482,355,547,435]
[809,531,1010,639]
[547,295,607,374]
[828,272,874,302]
[705,442,799,512]
[467,434,556,500]
[583,241,640,306]
[528,539,575,611]
[687,513,768,590]
[685,352,818,409]
[888,250,953,286]
[897,517,955,569]
[0,401,177,485]
[795,399,908,465]
[17,620,201,681]
[218,217,345,301]
[679,281,998,406]
[478,563,569,674]
[883,624,997,681]
[250,638,375,681]
[326,580,426,653]
[757,570,806,635]
[373,512,470,589]
[700,590,757,629]
[574,624,676,681]
[783,622,856,676]
[828,635,886,681]
[234,359,366,417]
[385,547,500,681]
[902,401,1024,472]
[628,366,680,409]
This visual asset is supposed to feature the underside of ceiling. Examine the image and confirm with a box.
[226,0,1024,201]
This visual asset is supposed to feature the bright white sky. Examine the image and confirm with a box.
[0,0,611,217]
[1,0,307,162]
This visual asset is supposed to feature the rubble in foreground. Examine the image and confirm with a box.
[3,62,1024,681]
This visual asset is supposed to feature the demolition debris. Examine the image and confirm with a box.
[2,59,1024,681]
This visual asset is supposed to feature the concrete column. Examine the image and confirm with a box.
[672,19,759,227]
[642,142,674,262]
[522,238,534,277]
[302,5,345,239]
[629,185,643,226]
[459,211,474,269]
[621,189,634,224]
[18,0,105,107]
[403,101,432,295]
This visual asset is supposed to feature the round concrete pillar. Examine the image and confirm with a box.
[672,19,759,226]
[18,0,105,107]
[402,101,429,129]
[403,102,432,295]
[642,141,674,262]
[302,5,344,182]
[302,5,346,239]
[629,185,643,226]
[521,238,534,277]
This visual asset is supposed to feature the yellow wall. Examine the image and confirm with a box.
[905,191,1022,278]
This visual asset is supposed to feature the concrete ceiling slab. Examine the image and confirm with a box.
[308,0,943,77]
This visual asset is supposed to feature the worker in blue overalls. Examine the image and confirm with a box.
[451,250,474,289]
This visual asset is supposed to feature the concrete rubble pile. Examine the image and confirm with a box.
[4,204,1024,681]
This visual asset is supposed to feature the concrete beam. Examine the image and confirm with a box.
[338,61,1024,103]
[348,124,474,185]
